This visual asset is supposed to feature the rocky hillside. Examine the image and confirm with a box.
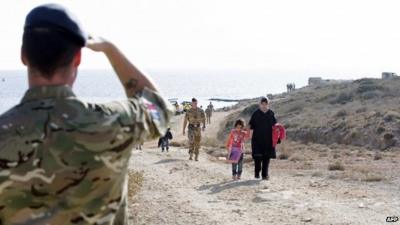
[218,78,400,150]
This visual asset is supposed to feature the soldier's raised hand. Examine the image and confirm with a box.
[86,35,112,52]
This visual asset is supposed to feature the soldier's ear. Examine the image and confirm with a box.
[21,47,28,66]
[73,49,82,67]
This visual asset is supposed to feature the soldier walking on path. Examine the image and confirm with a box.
[205,106,212,124]
[183,98,206,161]
[206,102,214,124]
[0,4,173,225]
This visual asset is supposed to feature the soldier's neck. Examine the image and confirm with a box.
[28,67,77,88]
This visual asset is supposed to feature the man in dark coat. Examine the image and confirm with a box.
[249,97,277,180]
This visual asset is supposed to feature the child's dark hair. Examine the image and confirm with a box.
[260,97,269,104]
[234,119,244,128]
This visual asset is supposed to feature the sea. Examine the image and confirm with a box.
[0,70,309,114]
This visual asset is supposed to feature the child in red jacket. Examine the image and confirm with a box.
[226,119,250,180]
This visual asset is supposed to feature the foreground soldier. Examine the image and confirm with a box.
[0,4,172,225]
[182,98,206,161]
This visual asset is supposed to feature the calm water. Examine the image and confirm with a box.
[0,70,308,114]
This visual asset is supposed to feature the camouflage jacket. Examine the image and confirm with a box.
[0,85,173,225]
[184,108,205,127]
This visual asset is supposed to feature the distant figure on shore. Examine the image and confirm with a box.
[158,128,173,152]
[286,83,296,92]
[183,98,206,161]
[225,119,250,180]
[208,101,214,111]
[249,97,277,180]
[205,103,213,124]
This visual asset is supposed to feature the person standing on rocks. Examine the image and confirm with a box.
[249,97,277,180]
[183,98,206,161]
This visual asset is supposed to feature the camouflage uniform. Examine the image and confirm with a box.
[205,107,212,124]
[184,108,205,160]
[0,85,173,225]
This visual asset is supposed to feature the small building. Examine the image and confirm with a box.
[382,72,398,80]
[308,77,324,86]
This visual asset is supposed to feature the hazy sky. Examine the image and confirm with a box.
[1,0,400,79]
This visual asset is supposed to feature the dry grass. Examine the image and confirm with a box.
[289,154,303,162]
[170,141,185,147]
[311,171,324,177]
[278,152,290,160]
[319,152,328,157]
[277,141,291,160]
[328,161,345,171]
[128,170,144,200]
[201,137,221,148]
[363,173,384,182]
[356,151,365,157]
[297,161,313,170]
[343,151,352,156]
[373,152,383,160]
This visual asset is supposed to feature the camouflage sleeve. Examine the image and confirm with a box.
[99,88,174,142]
[201,110,206,125]
[184,111,189,121]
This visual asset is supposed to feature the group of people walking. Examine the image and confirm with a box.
[0,4,285,224]
[182,97,285,180]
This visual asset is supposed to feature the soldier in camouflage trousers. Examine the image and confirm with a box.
[0,4,173,225]
[182,98,206,161]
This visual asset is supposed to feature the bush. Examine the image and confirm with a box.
[355,107,367,113]
[287,104,303,113]
[383,133,394,140]
[239,104,258,117]
[384,111,400,122]
[373,152,383,160]
[361,90,383,100]
[376,127,385,134]
[316,93,336,103]
[319,152,328,157]
[202,137,220,147]
[330,92,353,104]
[279,152,290,160]
[170,141,184,147]
[335,109,347,118]
[363,174,384,182]
[328,161,345,171]
[357,82,383,94]
[289,154,303,162]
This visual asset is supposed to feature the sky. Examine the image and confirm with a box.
[1,0,400,79]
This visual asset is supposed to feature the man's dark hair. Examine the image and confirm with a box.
[260,97,269,104]
[22,28,81,79]
[234,119,244,128]
[192,98,198,102]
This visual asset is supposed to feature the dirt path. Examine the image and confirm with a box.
[127,111,400,225]
[128,147,399,225]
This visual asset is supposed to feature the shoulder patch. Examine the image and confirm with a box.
[143,99,161,121]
